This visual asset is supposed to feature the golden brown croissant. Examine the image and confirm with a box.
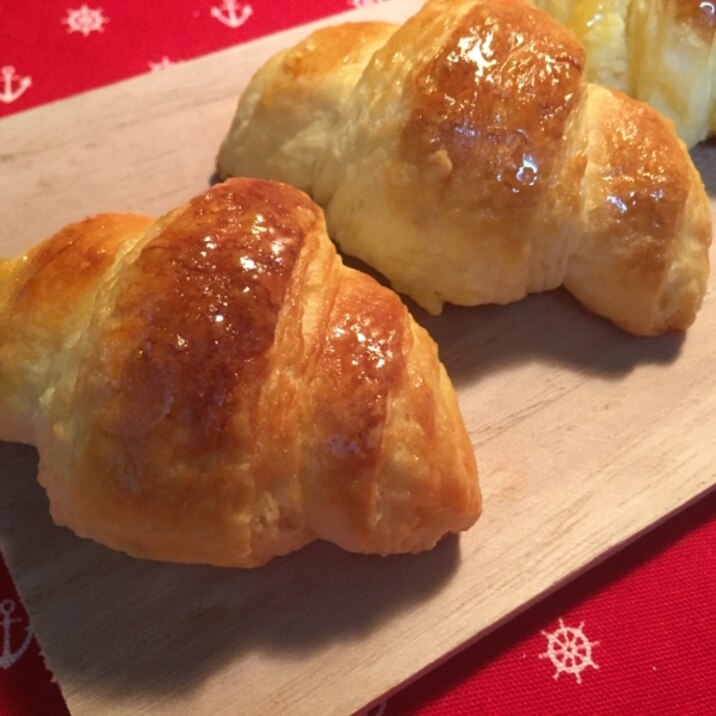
[0,179,479,567]
[531,0,716,147]
[217,0,712,336]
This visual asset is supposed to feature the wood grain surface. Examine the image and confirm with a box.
[1,1,715,714]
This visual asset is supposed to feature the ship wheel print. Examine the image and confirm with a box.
[539,618,599,684]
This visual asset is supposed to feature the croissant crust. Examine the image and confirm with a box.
[218,0,712,336]
[0,179,480,567]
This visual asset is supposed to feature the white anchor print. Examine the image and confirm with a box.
[0,66,32,105]
[0,599,34,669]
[211,0,253,29]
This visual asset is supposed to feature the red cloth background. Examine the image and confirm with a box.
[1,2,715,714]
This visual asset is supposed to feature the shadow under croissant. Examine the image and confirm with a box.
[691,138,716,196]
[339,252,685,387]
[419,290,685,389]
[0,442,461,698]
[207,170,223,188]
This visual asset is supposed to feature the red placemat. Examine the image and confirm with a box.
[385,491,716,716]
[1,2,715,714]
[0,0,361,116]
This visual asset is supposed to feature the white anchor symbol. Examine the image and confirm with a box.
[0,66,32,105]
[0,599,34,669]
[211,0,253,29]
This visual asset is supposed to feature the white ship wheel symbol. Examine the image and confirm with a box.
[539,618,599,684]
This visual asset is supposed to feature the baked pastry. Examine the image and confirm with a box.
[0,179,480,567]
[531,0,716,147]
[218,22,398,194]
[217,0,712,336]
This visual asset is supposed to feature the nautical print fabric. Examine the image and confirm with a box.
[1,2,715,715]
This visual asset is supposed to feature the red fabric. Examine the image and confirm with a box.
[1,2,715,714]
[0,558,68,716]
[386,491,716,716]
[0,0,354,116]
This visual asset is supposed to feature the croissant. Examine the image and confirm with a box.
[531,0,716,147]
[217,0,712,336]
[0,179,480,568]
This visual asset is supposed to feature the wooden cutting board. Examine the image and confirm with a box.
[1,1,715,714]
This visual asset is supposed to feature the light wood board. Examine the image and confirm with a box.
[1,1,715,713]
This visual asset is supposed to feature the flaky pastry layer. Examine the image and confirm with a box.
[218,0,712,336]
[0,179,480,567]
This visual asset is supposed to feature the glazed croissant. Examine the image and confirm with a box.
[217,0,712,336]
[531,0,716,147]
[0,179,480,568]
